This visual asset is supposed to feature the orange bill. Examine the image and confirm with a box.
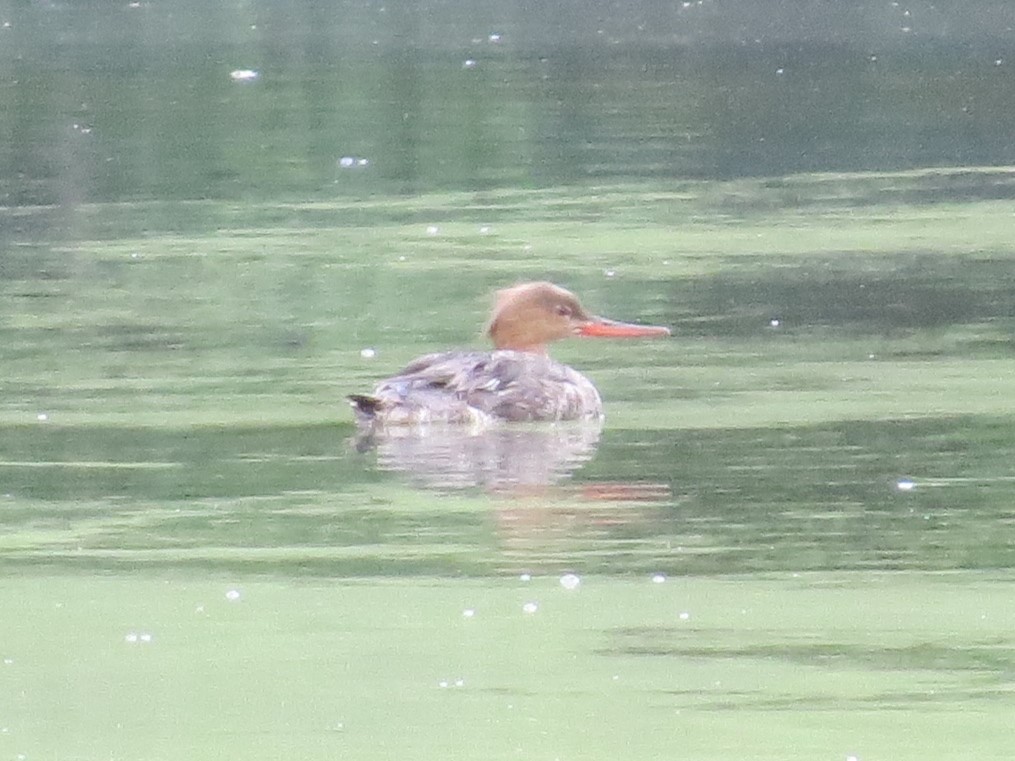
[577,317,671,339]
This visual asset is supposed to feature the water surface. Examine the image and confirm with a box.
[2,2,1015,759]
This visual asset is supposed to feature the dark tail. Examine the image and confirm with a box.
[347,394,384,423]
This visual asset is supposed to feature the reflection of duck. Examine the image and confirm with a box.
[357,422,604,490]
[349,282,670,426]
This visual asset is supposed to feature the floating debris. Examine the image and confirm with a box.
[338,156,370,169]
[559,573,581,590]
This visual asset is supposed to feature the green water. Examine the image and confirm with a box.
[3,574,1014,760]
[4,176,1014,760]
[4,1,1015,759]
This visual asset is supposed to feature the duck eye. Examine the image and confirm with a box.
[555,304,573,317]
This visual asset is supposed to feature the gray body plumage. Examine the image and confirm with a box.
[348,350,604,426]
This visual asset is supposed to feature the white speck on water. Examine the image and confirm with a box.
[769,318,781,328]
[604,269,616,278]
[462,608,475,618]
[846,755,860,761]
[360,348,376,359]
[522,601,539,614]
[995,59,1004,66]
[229,69,259,81]
[463,59,477,69]
[488,33,501,43]
[776,67,785,74]
[522,244,533,252]
[130,252,140,259]
[679,611,691,621]
[896,479,916,492]
[426,225,439,235]
[139,633,153,643]
[37,413,48,422]
[3,658,12,665]
[338,156,370,169]
[195,605,205,613]
[125,632,138,643]
[438,680,449,688]
[398,255,406,262]
[651,573,666,584]
[559,573,581,590]
[226,589,241,601]
[454,678,465,687]
[479,225,491,234]
[519,573,531,582]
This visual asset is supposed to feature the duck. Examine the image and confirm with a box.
[348,281,669,426]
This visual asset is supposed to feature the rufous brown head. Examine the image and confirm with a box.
[486,282,670,352]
